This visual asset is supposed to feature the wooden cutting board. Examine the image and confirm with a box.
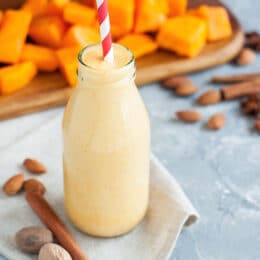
[0,0,244,121]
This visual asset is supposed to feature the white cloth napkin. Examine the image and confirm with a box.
[0,115,198,260]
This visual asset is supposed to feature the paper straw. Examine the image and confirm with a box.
[96,0,114,62]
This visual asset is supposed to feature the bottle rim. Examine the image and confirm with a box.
[78,43,135,72]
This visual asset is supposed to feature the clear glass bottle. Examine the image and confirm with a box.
[63,44,150,237]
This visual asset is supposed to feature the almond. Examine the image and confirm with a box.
[176,110,202,123]
[3,173,24,195]
[24,179,46,195]
[255,120,260,132]
[207,113,226,130]
[163,76,191,89]
[237,48,256,65]
[175,84,198,97]
[23,158,47,174]
[198,90,222,105]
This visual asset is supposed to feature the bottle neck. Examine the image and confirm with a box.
[77,43,136,89]
[77,61,136,89]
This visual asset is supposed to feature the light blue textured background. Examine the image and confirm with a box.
[1,0,260,259]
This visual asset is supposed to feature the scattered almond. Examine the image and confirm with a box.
[3,173,24,195]
[23,158,47,174]
[163,76,191,89]
[207,113,226,130]
[24,179,46,195]
[175,84,198,97]
[255,120,260,132]
[176,110,202,123]
[198,90,222,105]
[236,48,256,65]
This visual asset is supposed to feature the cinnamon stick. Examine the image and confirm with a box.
[26,192,88,260]
[221,80,260,100]
[212,72,260,83]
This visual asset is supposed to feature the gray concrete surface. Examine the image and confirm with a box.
[1,0,260,259]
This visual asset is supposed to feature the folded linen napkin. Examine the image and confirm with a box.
[0,115,198,260]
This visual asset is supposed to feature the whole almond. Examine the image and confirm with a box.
[175,84,198,97]
[207,113,226,130]
[255,120,260,132]
[3,173,24,195]
[198,90,222,105]
[23,158,47,174]
[176,110,202,123]
[24,179,46,195]
[163,76,191,89]
[237,48,256,65]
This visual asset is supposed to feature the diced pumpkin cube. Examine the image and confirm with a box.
[62,25,100,47]
[21,0,48,17]
[56,47,80,86]
[118,34,158,58]
[157,15,207,57]
[0,11,3,24]
[134,0,169,33]
[0,10,32,64]
[20,44,59,72]
[82,0,96,7]
[0,62,37,95]
[168,0,187,16]
[29,15,66,48]
[108,0,135,38]
[63,2,96,26]
[189,5,232,42]
[45,0,69,15]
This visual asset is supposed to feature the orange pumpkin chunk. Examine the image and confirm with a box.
[82,0,96,7]
[108,0,135,39]
[134,0,169,33]
[118,34,158,58]
[157,15,207,57]
[63,2,96,26]
[56,47,80,86]
[21,44,59,72]
[0,62,37,95]
[62,25,100,48]
[168,0,187,16]
[21,0,48,17]
[0,11,3,24]
[29,15,66,48]
[189,5,232,42]
[45,0,69,15]
[0,10,32,64]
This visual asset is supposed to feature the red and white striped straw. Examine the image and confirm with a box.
[96,0,114,63]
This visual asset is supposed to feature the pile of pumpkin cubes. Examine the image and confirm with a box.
[0,0,232,95]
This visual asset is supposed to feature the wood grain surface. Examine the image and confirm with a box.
[0,0,244,121]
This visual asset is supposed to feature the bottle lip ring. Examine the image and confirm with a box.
[78,43,135,71]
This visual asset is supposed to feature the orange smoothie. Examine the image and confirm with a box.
[63,44,150,237]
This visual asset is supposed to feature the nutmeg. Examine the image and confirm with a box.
[15,226,53,254]
[39,243,72,260]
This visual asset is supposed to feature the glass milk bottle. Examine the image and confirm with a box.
[63,44,150,237]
